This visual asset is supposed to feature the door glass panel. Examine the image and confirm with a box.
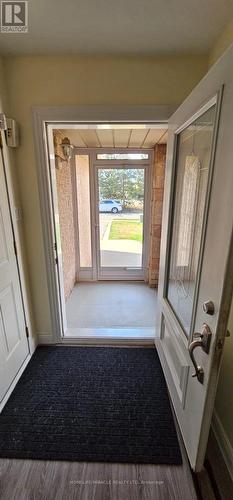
[166,105,216,335]
[98,168,145,268]
[76,155,92,267]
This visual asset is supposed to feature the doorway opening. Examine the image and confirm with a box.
[31,53,233,475]
[47,124,167,339]
[97,165,146,273]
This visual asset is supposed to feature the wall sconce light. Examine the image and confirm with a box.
[61,137,73,161]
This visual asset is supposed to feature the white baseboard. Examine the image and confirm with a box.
[37,332,55,344]
[29,333,38,353]
[212,409,233,481]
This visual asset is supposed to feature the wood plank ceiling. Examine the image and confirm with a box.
[60,127,168,148]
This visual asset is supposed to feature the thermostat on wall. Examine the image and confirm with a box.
[6,118,19,148]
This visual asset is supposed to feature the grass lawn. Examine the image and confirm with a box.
[109,219,143,242]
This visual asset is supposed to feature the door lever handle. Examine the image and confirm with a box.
[188,324,212,384]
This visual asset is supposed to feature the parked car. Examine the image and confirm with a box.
[99,199,123,213]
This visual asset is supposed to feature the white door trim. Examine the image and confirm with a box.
[32,106,173,343]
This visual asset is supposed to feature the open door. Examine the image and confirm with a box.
[0,139,29,402]
[156,46,233,472]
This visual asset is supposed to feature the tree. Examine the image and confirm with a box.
[99,168,144,207]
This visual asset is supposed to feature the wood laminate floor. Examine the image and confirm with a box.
[0,433,197,500]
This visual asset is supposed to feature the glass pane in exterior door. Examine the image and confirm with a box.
[166,105,216,335]
[98,168,145,268]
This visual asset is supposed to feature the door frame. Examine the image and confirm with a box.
[94,162,151,280]
[93,153,153,281]
[32,105,173,343]
[72,148,153,282]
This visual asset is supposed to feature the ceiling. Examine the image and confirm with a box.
[0,1,232,55]
[60,127,168,148]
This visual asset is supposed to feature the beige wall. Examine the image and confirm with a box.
[0,58,9,113]
[0,58,36,347]
[209,18,233,67]
[2,54,208,336]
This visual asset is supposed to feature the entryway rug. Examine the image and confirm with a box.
[0,347,182,464]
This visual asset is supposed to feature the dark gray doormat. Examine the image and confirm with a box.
[0,346,182,464]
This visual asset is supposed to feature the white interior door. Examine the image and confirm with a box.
[156,46,233,471]
[157,49,233,471]
[0,142,29,402]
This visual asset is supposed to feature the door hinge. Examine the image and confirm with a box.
[25,325,29,338]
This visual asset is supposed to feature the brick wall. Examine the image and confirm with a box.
[54,131,76,299]
[148,144,166,287]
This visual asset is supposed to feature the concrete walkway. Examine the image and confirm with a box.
[100,239,142,267]
[99,212,143,267]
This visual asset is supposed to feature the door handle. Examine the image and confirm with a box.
[188,324,212,384]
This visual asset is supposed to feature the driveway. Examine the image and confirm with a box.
[100,239,142,267]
